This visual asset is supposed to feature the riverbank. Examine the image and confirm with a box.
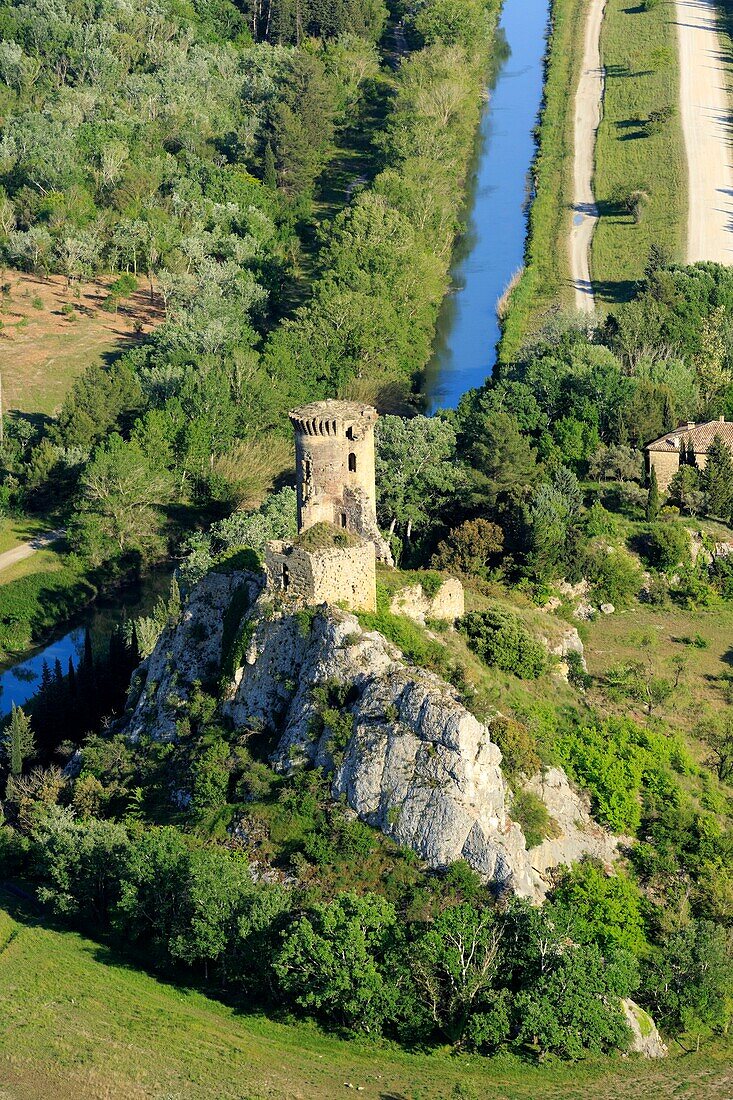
[425,0,550,405]
[591,0,686,303]
[499,0,586,364]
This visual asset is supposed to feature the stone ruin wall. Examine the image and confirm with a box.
[264,539,376,613]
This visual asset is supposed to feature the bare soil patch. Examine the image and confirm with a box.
[0,271,163,416]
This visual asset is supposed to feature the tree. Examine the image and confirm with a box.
[410,903,503,1043]
[515,943,634,1059]
[549,861,647,956]
[643,920,733,1033]
[2,705,34,780]
[274,892,398,1033]
[702,435,733,518]
[668,464,703,515]
[697,714,733,782]
[431,518,503,577]
[376,416,465,547]
[70,434,172,568]
[646,465,661,520]
[462,411,537,507]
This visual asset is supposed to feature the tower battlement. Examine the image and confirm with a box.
[289,399,392,565]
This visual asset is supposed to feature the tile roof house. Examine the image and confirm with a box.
[644,417,733,491]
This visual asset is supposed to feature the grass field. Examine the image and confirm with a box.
[499,0,586,364]
[1,900,731,1100]
[591,0,686,304]
[0,271,163,416]
[582,598,733,733]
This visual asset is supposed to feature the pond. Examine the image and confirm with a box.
[424,0,551,410]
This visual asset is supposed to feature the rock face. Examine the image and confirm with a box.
[524,767,618,878]
[125,571,263,742]
[389,577,465,623]
[621,999,668,1058]
[125,571,618,900]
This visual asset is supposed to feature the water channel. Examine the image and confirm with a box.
[0,571,170,716]
[0,0,551,709]
[424,0,551,410]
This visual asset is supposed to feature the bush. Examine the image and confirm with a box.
[489,716,541,778]
[511,789,555,849]
[645,523,691,572]
[458,608,546,679]
[583,544,642,606]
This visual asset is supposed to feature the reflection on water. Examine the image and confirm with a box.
[0,570,171,716]
[424,0,550,410]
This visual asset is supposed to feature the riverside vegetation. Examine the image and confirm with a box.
[1,0,733,1094]
[0,0,498,658]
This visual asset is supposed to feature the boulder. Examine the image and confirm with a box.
[389,577,464,624]
[621,999,668,1058]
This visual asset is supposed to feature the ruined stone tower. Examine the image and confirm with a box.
[289,399,392,564]
[264,400,391,613]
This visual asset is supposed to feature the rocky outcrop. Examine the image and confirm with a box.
[125,570,262,742]
[124,572,619,900]
[524,767,618,876]
[621,999,668,1058]
[389,577,465,624]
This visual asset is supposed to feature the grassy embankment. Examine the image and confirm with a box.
[499,0,587,363]
[501,0,687,360]
[1,900,731,1100]
[591,0,686,304]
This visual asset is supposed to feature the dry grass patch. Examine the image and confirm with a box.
[582,601,733,732]
[0,270,163,416]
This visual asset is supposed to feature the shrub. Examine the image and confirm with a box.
[583,544,642,606]
[489,716,541,777]
[458,608,546,679]
[645,523,691,572]
[511,789,555,849]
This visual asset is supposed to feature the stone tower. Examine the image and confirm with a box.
[289,399,392,564]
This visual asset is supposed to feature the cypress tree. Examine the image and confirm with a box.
[646,466,661,521]
[3,704,34,779]
[702,435,733,517]
[263,141,277,190]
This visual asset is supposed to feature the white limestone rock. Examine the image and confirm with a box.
[124,582,619,901]
[621,999,668,1058]
[125,570,262,742]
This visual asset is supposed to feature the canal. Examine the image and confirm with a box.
[424,0,551,410]
[0,571,170,716]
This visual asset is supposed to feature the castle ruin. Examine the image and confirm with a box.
[265,400,392,612]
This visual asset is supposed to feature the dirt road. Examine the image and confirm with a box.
[677,0,733,263]
[570,0,606,311]
[0,530,65,575]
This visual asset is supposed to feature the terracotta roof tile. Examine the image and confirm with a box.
[645,420,733,453]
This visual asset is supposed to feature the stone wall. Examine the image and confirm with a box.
[647,449,681,492]
[265,538,376,612]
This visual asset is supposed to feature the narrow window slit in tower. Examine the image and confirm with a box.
[348,452,357,473]
[282,563,290,589]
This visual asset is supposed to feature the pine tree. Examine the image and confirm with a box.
[3,704,34,779]
[646,466,661,521]
[702,435,733,518]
